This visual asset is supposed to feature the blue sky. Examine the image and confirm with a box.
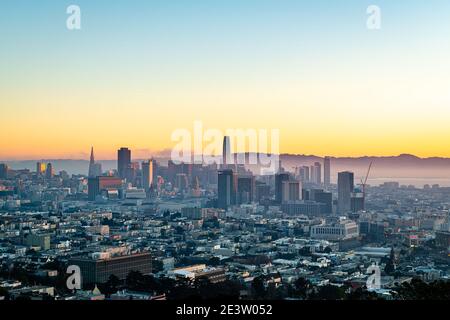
[1,1,450,159]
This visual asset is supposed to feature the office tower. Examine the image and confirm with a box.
[88,176,123,201]
[127,161,140,185]
[117,147,131,179]
[351,192,365,212]
[310,189,333,214]
[338,171,354,214]
[299,166,310,183]
[0,164,8,179]
[45,163,54,179]
[36,162,46,175]
[222,136,232,168]
[275,173,290,203]
[281,180,302,203]
[69,253,152,285]
[310,165,316,183]
[141,159,154,191]
[324,157,331,189]
[218,169,237,209]
[311,162,321,185]
[237,175,255,204]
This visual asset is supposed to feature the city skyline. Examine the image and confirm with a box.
[2,1,450,159]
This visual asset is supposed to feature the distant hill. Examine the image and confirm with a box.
[279,154,450,185]
[2,154,450,186]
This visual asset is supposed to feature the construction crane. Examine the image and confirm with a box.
[360,161,373,197]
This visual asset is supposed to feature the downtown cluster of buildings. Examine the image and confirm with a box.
[0,139,449,300]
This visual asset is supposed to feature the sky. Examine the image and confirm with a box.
[1,0,450,160]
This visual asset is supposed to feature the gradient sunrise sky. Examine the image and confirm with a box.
[1,0,450,160]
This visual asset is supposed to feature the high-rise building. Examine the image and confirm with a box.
[338,171,354,214]
[222,136,232,168]
[45,163,54,179]
[311,162,322,185]
[218,169,237,209]
[309,189,332,214]
[117,148,131,179]
[88,146,95,177]
[351,192,365,212]
[36,162,46,175]
[237,175,255,204]
[299,166,310,183]
[141,159,154,191]
[0,164,9,179]
[126,161,140,185]
[275,173,290,204]
[88,147,102,178]
[281,180,302,203]
[324,157,331,189]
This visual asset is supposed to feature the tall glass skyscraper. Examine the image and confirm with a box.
[324,157,331,189]
[218,169,236,209]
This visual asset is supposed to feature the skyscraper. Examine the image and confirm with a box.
[275,173,290,204]
[324,157,331,189]
[36,162,46,176]
[141,159,154,191]
[117,147,131,179]
[218,169,237,209]
[45,163,54,179]
[237,175,255,204]
[309,189,333,214]
[222,136,232,168]
[299,166,310,183]
[281,180,302,203]
[338,171,354,214]
[313,162,322,185]
[88,147,102,178]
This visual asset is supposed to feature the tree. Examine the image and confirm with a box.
[384,248,396,275]
[346,287,380,300]
[126,271,145,291]
[102,274,121,296]
[312,285,346,300]
[323,247,333,254]
[251,276,267,299]
[293,277,312,299]
[394,279,450,300]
